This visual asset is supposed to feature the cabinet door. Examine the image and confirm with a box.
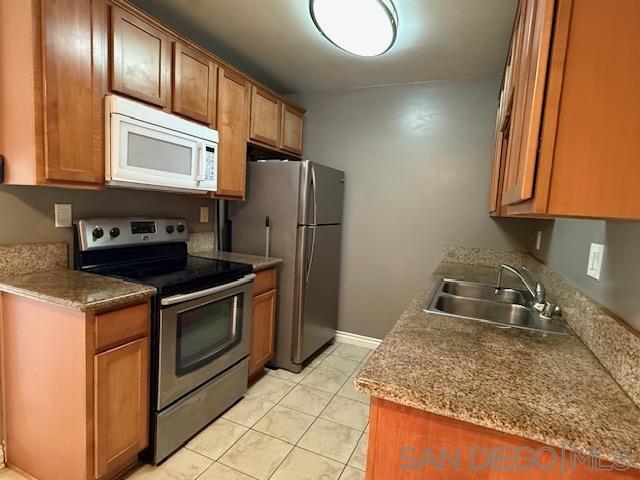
[95,337,149,478]
[40,0,106,184]
[489,112,505,214]
[280,103,304,155]
[489,32,516,214]
[249,290,276,377]
[110,6,171,107]
[501,0,554,206]
[216,68,250,198]
[173,42,217,126]
[249,85,281,148]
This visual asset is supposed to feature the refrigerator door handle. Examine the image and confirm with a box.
[305,226,316,285]
[311,165,318,226]
[305,167,318,284]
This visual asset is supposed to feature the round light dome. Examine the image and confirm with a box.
[310,0,398,57]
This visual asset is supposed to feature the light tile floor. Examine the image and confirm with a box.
[2,342,374,480]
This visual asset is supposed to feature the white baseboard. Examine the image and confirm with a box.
[334,330,382,349]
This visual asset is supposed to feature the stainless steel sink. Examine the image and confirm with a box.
[441,280,529,305]
[425,279,569,335]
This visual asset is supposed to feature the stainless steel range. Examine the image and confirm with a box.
[74,217,254,464]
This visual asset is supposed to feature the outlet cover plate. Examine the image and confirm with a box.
[587,243,605,280]
[54,204,72,228]
[200,206,209,223]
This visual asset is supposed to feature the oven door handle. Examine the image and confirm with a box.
[160,273,256,306]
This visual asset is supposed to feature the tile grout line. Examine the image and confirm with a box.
[262,345,373,478]
[166,344,376,480]
[211,358,345,479]
[194,460,261,480]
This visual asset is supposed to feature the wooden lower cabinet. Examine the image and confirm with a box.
[248,267,278,378]
[0,295,151,480]
[248,289,277,377]
[366,398,640,480]
[94,337,149,478]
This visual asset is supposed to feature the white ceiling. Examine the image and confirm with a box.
[130,0,517,94]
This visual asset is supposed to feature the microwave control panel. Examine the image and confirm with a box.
[204,146,217,181]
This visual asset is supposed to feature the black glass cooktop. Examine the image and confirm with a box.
[87,254,252,295]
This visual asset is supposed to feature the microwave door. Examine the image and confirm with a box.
[109,114,204,191]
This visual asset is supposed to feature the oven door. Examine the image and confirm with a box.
[157,274,255,410]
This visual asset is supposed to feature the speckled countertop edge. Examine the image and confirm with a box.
[355,249,640,469]
[0,241,156,312]
[191,250,282,272]
[0,269,156,312]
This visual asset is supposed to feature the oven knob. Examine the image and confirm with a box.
[109,227,120,238]
[166,225,175,234]
[92,227,104,240]
[177,224,185,233]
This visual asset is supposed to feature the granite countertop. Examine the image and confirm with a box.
[355,261,640,468]
[0,269,156,312]
[191,250,282,272]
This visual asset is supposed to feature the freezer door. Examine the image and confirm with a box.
[298,161,345,226]
[293,224,342,363]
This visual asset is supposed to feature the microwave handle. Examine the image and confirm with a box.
[196,142,206,182]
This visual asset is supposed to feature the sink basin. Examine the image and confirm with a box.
[441,280,529,305]
[425,278,569,335]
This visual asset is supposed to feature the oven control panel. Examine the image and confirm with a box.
[77,217,189,251]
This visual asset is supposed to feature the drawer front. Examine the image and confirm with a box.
[253,267,277,297]
[154,357,248,463]
[95,302,149,351]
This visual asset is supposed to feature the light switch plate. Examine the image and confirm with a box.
[200,206,209,223]
[587,243,605,280]
[54,204,72,228]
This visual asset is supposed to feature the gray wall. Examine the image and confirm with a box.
[291,77,546,339]
[0,186,216,256]
[533,220,640,332]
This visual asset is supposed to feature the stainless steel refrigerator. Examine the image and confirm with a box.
[228,160,344,373]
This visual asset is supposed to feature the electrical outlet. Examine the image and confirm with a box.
[54,204,72,228]
[199,206,209,223]
[535,231,542,250]
[587,243,605,280]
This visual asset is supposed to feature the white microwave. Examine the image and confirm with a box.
[105,95,218,193]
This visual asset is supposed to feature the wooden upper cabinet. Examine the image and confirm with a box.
[280,103,304,155]
[41,0,106,184]
[501,0,554,206]
[492,0,640,219]
[249,85,282,147]
[540,0,640,218]
[216,68,251,198]
[110,6,171,108]
[172,42,217,126]
[489,22,516,215]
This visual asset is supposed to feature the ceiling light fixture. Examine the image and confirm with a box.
[310,0,398,57]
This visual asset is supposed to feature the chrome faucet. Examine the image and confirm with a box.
[495,264,558,319]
